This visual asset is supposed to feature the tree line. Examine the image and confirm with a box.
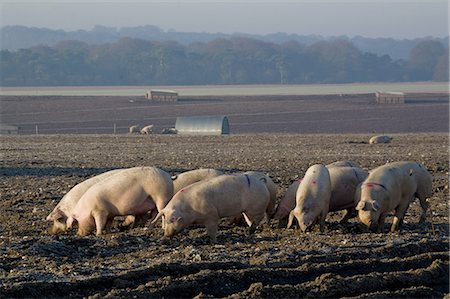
[1,37,448,86]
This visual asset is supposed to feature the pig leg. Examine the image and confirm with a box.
[243,212,265,234]
[391,201,410,232]
[319,212,327,232]
[418,196,428,224]
[242,213,252,227]
[205,220,219,244]
[92,209,109,236]
[265,200,276,223]
[104,218,113,233]
[376,213,388,233]
[287,210,301,230]
[278,216,288,228]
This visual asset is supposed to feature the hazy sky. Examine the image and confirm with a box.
[1,0,449,39]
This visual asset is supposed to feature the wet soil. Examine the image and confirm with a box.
[0,133,448,298]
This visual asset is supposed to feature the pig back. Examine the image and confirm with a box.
[172,168,223,194]
[327,166,368,211]
[326,160,360,168]
[360,164,404,211]
[183,175,249,217]
[388,161,431,199]
[413,164,432,199]
[48,168,123,220]
[296,164,331,206]
[89,167,172,210]
[140,167,174,210]
[200,174,269,218]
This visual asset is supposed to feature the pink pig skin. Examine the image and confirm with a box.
[67,167,173,236]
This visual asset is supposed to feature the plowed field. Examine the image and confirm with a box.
[0,133,448,298]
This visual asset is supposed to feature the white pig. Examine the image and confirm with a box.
[274,164,367,224]
[369,135,392,144]
[287,164,331,232]
[355,161,431,232]
[46,169,123,234]
[66,166,173,236]
[153,174,270,243]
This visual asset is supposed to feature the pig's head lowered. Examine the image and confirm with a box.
[288,201,318,232]
[46,208,68,234]
[356,183,384,230]
[153,204,193,238]
[163,208,188,237]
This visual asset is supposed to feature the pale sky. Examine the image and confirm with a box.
[1,0,449,39]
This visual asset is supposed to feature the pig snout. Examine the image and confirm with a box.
[164,223,182,237]
[358,211,378,231]
[299,213,316,232]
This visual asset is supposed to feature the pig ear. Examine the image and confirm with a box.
[372,201,380,211]
[151,210,165,224]
[287,211,295,229]
[355,201,366,211]
[171,216,182,223]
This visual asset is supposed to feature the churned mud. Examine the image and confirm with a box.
[0,133,448,298]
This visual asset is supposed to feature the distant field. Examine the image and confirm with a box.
[0,82,448,96]
[1,93,448,134]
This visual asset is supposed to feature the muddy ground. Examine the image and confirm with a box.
[0,133,449,298]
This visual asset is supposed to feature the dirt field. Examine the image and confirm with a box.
[1,93,448,134]
[0,133,448,298]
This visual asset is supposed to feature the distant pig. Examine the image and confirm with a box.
[369,135,392,144]
[172,168,223,194]
[66,166,173,236]
[287,164,331,232]
[46,169,123,234]
[129,125,140,134]
[355,161,432,232]
[140,125,154,135]
[152,174,270,243]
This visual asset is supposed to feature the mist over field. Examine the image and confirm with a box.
[1,25,448,86]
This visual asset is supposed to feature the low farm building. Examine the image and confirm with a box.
[375,91,405,104]
[145,89,178,101]
[0,124,19,135]
[175,116,230,135]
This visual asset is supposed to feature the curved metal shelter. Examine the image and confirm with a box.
[175,115,229,135]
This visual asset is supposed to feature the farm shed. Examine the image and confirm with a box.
[375,91,405,104]
[0,124,19,135]
[145,89,178,102]
[175,116,230,135]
